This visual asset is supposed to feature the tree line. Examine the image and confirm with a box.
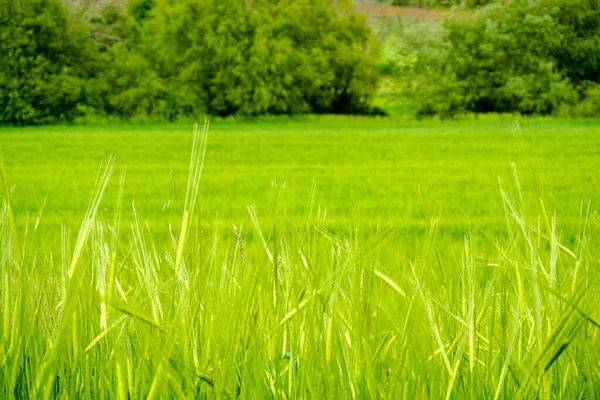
[0,0,380,125]
[383,0,600,117]
[2,0,600,125]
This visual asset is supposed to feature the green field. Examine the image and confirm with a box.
[1,117,600,398]
[2,116,599,241]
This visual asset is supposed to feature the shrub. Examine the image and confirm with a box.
[547,0,600,84]
[1,0,381,124]
[146,0,380,117]
[565,82,600,117]
[407,2,579,117]
[83,3,180,121]
[86,44,176,120]
[0,0,95,125]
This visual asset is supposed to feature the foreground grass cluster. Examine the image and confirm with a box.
[1,120,600,398]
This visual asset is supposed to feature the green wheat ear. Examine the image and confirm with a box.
[175,119,209,276]
[0,149,21,263]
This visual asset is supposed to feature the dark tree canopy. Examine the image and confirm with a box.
[0,0,93,125]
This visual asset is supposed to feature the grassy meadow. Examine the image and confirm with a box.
[1,116,600,398]
[2,117,599,240]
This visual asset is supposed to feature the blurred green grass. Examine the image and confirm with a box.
[1,116,599,247]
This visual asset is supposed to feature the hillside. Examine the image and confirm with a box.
[356,4,451,19]
[63,0,452,21]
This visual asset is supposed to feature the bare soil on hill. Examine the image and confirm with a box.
[355,4,451,19]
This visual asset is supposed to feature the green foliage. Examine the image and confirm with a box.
[128,0,157,22]
[146,0,379,117]
[86,44,176,120]
[0,0,380,124]
[400,1,594,117]
[79,0,181,121]
[563,82,600,117]
[546,0,600,84]
[0,0,94,125]
[438,4,575,116]
[386,0,600,117]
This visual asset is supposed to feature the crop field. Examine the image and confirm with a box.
[1,116,600,398]
[2,117,600,239]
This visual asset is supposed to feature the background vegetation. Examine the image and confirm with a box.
[5,0,600,124]
[377,0,600,117]
[1,0,380,125]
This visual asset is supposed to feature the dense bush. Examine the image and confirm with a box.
[0,0,94,125]
[547,0,600,84]
[400,0,600,117]
[145,0,379,117]
[0,0,380,124]
[563,82,600,117]
[81,2,179,120]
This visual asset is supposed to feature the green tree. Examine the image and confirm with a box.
[408,1,578,117]
[83,2,177,120]
[0,0,94,125]
[146,0,380,117]
[1,0,381,124]
[547,0,600,84]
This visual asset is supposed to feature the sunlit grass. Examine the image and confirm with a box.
[0,121,599,398]
[1,116,599,248]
